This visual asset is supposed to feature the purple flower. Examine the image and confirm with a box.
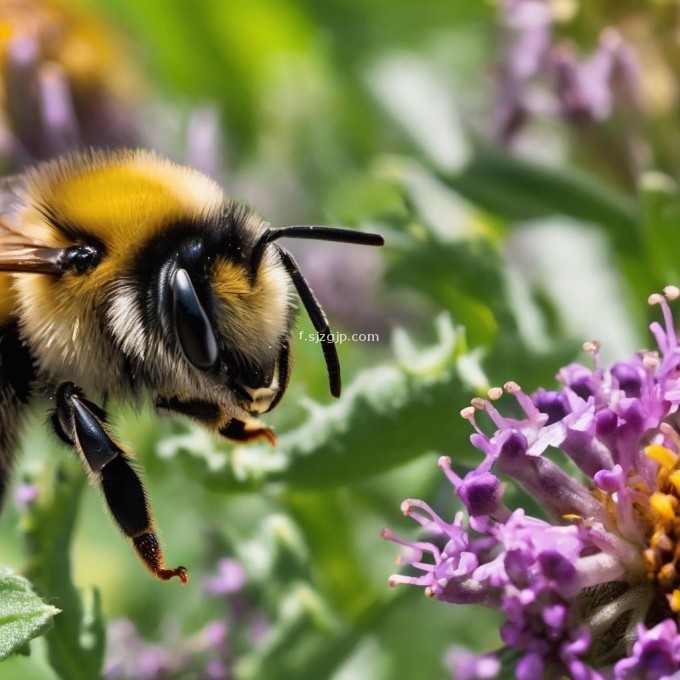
[204,558,247,596]
[106,556,269,679]
[13,482,38,507]
[493,0,552,143]
[105,619,184,680]
[552,29,640,126]
[614,620,680,679]
[493,1,640,144]
[105,617,232,680]
[385,287,680,676]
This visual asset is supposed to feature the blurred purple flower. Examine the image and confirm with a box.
[494,1,640,143]
[203,556,271,648]
[552,29,640,126]
[503,0,552,80]
[493,0,552,143]
[13,482,38,507]
[198,620,229,649]
[386,286,680,676]
[106,556,271,679]
[249,610,270,646]
[204,658,230,680]
[105,619,184,680]
[445,646,501,679]
[204,558,247,596]
[105,616,232,680]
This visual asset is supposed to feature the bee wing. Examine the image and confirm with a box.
[0,173,28,230]
[0,242,65,274]
[0,174,67,275]
[0,220,65,275]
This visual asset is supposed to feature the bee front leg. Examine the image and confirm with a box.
[219,418,276,446]
[156,395,276,446]
[55,383,187,584]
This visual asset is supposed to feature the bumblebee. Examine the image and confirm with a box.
[0,148,383,583]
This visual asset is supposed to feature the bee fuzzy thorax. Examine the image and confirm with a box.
[0,147,384,582]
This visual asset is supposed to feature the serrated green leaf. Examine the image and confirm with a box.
[0,567,59,660]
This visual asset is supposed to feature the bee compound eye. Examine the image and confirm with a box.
[171,268,219,370]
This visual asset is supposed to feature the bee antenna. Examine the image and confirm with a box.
[275,245,342,397]
[249,225,384,280]
[248,226,383,397]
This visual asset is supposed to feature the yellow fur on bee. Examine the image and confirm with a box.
[212,255,291,354]
[15,149,226,300]
[22,149,225,250]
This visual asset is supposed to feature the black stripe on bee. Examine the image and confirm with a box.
[0,321,34,404]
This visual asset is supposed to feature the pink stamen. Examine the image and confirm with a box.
[505,381,542,421]
[582,341,602,373]
[402,499,452,536]
[651,292,677,354]
[389,574,430,588]
[481,400,511,430]
[438,456,462,488]
[488,387,503,400]
[461,408,487,438]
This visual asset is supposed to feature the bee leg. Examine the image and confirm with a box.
[219,418,277,446]
[156,395,276,446]
[55,383,188,584]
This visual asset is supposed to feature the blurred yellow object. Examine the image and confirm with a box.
[0,0,135,95]
[0,0,139,164]
[617,15,678,117]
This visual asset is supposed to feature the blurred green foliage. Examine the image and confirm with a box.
[3,0,680,678]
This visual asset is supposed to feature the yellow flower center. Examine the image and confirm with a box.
[642,445,680,612]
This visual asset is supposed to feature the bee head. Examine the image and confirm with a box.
[149,202,383,411]
[150,205,292,414]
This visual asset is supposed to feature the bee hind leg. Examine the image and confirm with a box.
[54,382,187,584]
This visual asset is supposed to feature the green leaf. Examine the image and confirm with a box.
[237,582,342,680]
[20,458,106,680]
[385,237,517,346]
[640,171,680,287]
[439,145,639,246]
[0,567,60,660]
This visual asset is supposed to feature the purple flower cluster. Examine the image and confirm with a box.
[385,287,680,678]
[105,617,231,680]
[494,0,639,144]
[106,557,267,679]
